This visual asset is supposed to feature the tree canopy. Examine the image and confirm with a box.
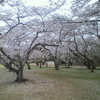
[0,0,99,82]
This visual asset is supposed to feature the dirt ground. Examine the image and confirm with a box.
[0,65,100,100]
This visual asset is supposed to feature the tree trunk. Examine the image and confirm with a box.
[91,62,94,72]
[65,63,68,68]
[45,62,48,68]
[26,62,31,70]
[40,61,42,68]
[83,60,91,69]
[68,62,70,68]
[15,66,24,82]
[91,66,94,72]
[36,62,39,66]
[54,59,59,70]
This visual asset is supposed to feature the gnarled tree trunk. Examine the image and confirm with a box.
[15,66,24,82]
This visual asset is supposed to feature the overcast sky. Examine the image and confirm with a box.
[22,0,98,14]
[22,0,97,6]
[22,0,74,16]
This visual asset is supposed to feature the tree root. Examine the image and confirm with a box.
[15,78,29,83]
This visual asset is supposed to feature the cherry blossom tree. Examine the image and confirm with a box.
[0,0,66,82]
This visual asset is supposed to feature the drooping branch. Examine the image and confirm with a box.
[0,47,19,68]
[0,47,12,61]
[73,35,95,72]
[67,20,100,23]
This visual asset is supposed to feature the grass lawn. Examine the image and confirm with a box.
[0,65,100,100]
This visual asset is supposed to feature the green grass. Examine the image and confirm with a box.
[0,65,100,100]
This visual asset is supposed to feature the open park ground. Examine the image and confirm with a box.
[0,64,100,100]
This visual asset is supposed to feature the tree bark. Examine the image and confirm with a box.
[26,62,31,70]
[68,62,71,68]
[39,61,42,68]
[45,62,48,68]
[15,66,24,82]
[91,61,94,72]
[54,59,59,70]
[36,62,39,66]
[83,60,91,69]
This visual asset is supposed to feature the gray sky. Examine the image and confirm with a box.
[22,0,97,15]
[22,0,97,6]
